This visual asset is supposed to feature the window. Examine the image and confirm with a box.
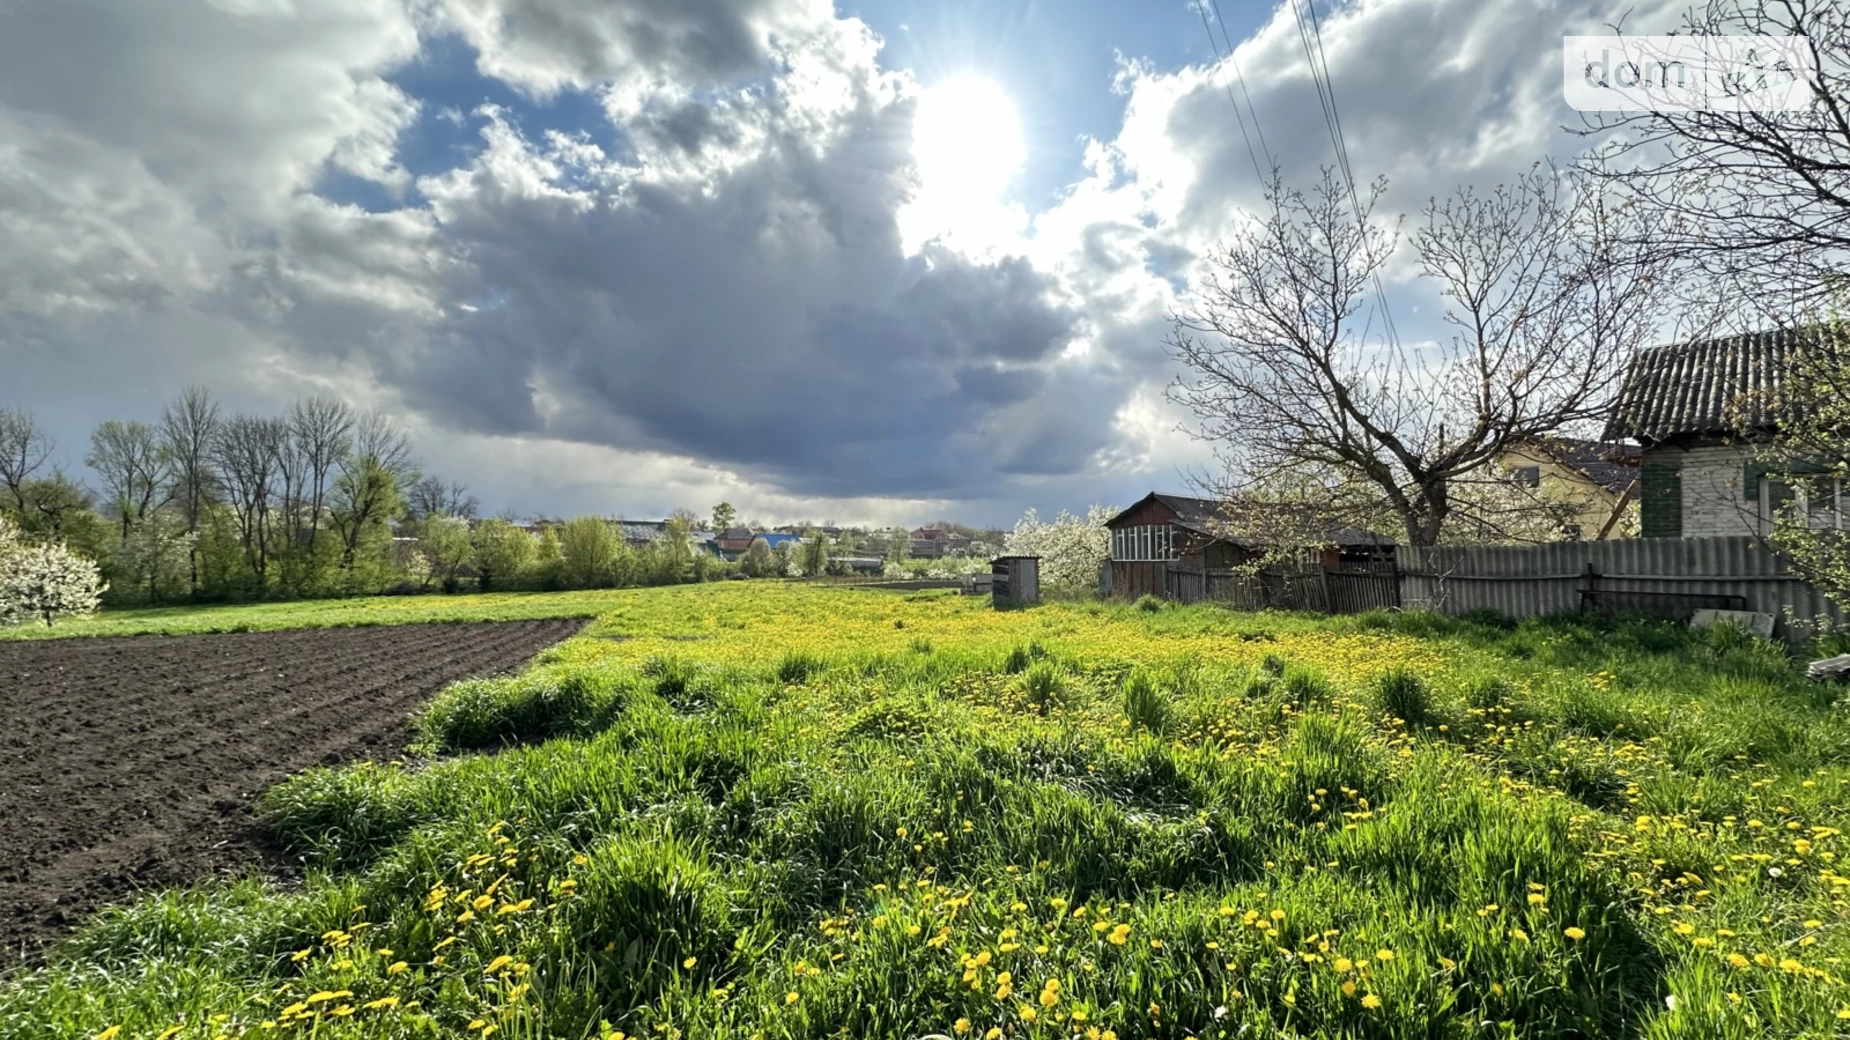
[1802,476,1844,530]
[1111,524,1176,561]
[1511,465,1541,488]
[1759,476,1844,531]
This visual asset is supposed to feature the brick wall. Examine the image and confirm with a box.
[1642,441,1765,538]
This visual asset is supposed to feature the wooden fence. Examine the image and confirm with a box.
[1398,536,1842,638]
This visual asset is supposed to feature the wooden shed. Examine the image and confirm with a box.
[1103,492,1395,605]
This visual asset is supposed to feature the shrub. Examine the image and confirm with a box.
[1373,666,1429,723]
[1133,594,1166,613]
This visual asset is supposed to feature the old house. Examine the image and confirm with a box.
[714,527,756,554]
[910,527,948,558]
[1605,328,1845,538]
[1495,436,1641,540]
[1104,492,1394,602]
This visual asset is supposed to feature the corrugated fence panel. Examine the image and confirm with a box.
[1397,536,1841,639]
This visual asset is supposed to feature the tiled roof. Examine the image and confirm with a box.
[1603,328,1826,443]
[1521,436,1641,496]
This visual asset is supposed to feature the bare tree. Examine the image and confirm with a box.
[288,397,353,559]
[85,420,171,541]
[0,409,54,513]
[270,418,309,566]
[1169,166,1665,546]
[212,415,286,585]
[407,475,478,521]
[158,387,220,593]
[1576,0,1850,319]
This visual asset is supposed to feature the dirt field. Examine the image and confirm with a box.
[0,618,585,966]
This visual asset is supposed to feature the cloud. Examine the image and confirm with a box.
[423,0,837,110]
[0,0,1701,525]
[392,43,1098,498]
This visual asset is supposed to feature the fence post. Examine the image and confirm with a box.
[1579,561,1600,614]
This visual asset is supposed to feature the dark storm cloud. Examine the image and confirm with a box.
[387,73,1093,497]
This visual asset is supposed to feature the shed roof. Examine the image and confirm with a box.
[1107,492,1396,548]
[1602,327,1838,444]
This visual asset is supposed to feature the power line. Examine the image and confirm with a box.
[1195,1,1269,185]
[1288,0,1402,350]
[1208,0,1273,171]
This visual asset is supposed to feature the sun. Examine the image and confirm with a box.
[912,75,1025,200]
[903,75,1026,252]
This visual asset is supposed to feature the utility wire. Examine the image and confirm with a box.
[1208,0,1274,170]
[1195,0,1269,186]
[1288,0,1402,350]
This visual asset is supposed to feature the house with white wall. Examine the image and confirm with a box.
[1604,328,1844,538]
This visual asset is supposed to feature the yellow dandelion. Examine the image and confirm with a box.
[1361,994,1382,1010]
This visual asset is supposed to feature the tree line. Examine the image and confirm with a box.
[0,390,728,604]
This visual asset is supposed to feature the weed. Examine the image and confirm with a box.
[1121,669,1171,735]
[1373,665,1429,723]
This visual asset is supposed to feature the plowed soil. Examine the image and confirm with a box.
[0,618,585,967]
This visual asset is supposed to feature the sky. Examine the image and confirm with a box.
[0,0,1689,527]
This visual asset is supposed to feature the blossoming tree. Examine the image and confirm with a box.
[0,515,107,627]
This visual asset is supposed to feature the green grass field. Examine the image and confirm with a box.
[0,588,634,641]
[5,583,1850,1039]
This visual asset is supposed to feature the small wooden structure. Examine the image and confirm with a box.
[990,555,1041,608]
[1103,492,1396,611]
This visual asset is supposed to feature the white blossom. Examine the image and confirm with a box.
[0,516,107,627]
[1003,505,1117,597]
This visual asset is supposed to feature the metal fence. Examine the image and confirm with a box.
[1397,536,1842,636]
